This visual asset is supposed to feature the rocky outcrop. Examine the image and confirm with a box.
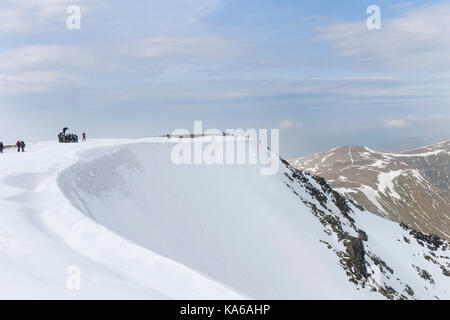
[280,157,449,299]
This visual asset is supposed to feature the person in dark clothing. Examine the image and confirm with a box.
[82,132,86,141]
[0,142,4,153]
[16,140,21,152]
[20,141,25,152]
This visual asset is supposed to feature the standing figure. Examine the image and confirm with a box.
[0,142,4,153]
[16,140,21,152]
[82,132,86,141]
[20,141,26,152]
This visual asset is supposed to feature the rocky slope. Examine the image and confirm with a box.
[280,160,449,299]
[289,141,450,240]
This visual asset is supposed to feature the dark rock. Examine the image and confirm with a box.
[400,222,444,250]
[413,265,435,284]
[344,237,368,280]
[358,229,368,242]
[404,285,414,296]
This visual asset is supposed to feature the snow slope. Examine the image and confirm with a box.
[0,138,448,299]
[58,140,366,299]
[0,139,243,299]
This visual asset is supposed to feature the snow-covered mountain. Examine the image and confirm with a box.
[0,138,448,299]
[289,141,450,240]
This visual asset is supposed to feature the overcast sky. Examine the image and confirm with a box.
[1,0,449,157]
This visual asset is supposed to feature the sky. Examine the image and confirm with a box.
[1,0,450,157]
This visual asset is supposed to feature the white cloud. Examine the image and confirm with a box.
[384,114,450,129]
[0,44,96,94]
[120,36,246,60]
[141,0,223,25]
[0,0,106,33]
[179,0,222,22]
[0,0,221,33]
[316,3,450,71]
[0,70,77,94]
[385,119,408,128]
[101,76,450,111]
[0,45,96,71]
[279,120,294,129]
[279,120,303,130]
[117,35,249,77]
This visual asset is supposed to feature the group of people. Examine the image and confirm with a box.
[58,127,86,143]
[0,141,26,153]
[58,132,79,143]
[16,141,26,152]
[0,127,86,154]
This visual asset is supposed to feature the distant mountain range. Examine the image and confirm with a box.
[289,140,450,240]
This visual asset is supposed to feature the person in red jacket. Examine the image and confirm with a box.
[16,140,20,152]
[82,132,86,141]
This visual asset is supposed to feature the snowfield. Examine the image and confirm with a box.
[0,138,448,299]
[0,138,243,299]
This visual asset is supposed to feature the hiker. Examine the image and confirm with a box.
[16,140,21,152]
[20,141,25,152]
[0,142,3,153]
[82,132,86,141]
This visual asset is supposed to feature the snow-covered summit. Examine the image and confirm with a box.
[0,138,448,299]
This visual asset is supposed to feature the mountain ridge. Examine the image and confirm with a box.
[0,138,448,299]
[289,140,450,240]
